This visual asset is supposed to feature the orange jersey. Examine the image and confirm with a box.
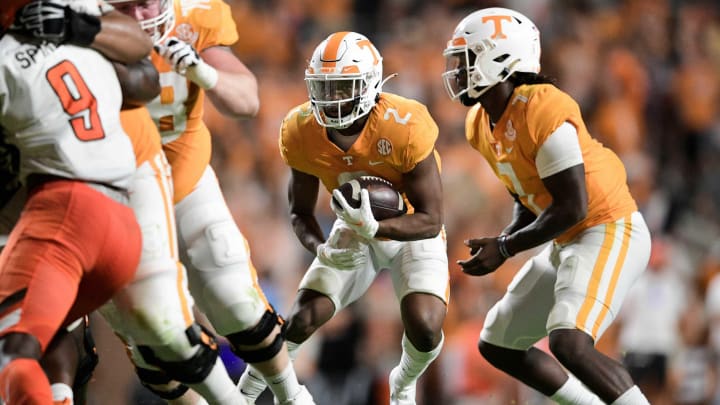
[147,0,238,202]
[120,108,162,167]
[465,84,637,242]
[280,93,441,205]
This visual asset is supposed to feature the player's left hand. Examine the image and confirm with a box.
[457,237,506,276]
[331,188,379,240]
[155,36,200,74]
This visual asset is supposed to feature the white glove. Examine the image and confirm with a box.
[155,36,218,89]
[316,224,366,270]
[331,188,379,240]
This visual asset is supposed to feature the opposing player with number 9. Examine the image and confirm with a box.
[236,31,449,405]
[0,0,156,402]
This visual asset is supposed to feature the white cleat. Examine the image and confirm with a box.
[389,366,416,405]
[274,385,315,405]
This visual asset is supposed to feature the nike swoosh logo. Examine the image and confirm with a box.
[369,160,383,166]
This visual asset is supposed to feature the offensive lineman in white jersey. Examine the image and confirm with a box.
[0,0,157,402]
[2,1,250,404]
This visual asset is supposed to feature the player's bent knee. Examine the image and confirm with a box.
[226,308,285,363]
[548,329,594,367]
[478,340,502,364]
[136,323,219,385]
[135,367,189,400]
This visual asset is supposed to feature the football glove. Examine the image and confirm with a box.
[15,0,101,46]
[316,225,366,270]
[155,36,218,89]
[331,188,379,240]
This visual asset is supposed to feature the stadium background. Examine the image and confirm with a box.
[85,0,720,404]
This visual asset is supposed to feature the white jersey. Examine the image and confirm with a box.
[0,34,136,190]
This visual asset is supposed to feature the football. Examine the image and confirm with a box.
[333,176,407,220]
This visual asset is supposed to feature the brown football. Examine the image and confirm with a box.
[333,176,407,220]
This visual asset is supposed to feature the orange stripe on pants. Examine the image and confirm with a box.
[591,216,632,337]
[575,223,616,337]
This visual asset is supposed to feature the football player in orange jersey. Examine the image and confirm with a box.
[0,0,158,401]
[105,0,313,404]
[236,31,449,405]
[443,7,653,405]
[6,2,251,404]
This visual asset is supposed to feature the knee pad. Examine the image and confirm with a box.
[226,308,285,364]
[135,367,189,400]
[136,323,219,385]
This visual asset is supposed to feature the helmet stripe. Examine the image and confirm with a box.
[321,31,350,68]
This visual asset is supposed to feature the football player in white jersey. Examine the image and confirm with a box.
[0,0,157,401]
[5,1,252,404]
[106,1,313,404]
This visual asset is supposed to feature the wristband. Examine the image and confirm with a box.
[498,234,514,259]
[186,59,218,90]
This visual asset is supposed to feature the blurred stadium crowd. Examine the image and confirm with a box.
[85,0,720,404]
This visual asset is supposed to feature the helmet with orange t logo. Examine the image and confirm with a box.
[442,7,541,101]
[305,31,383,129]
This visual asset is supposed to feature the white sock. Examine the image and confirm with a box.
[549,374,604,405]
[392,333,444,389]
[610,386,650,405]
[238,365,267,401]
[264,361,302,403]
[238,341,303,400]
[286,341,301,361]
[187,357,245,403]
[50,383,74,403]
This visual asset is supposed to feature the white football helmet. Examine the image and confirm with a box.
[106,0,174,44]
[305,31,383,129]
[442,7,541,101]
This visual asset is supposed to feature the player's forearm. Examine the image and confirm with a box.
[205,71,260,119]
[375,212,442,241]
[504,203,583,255]
[502,201,537,235]
[94,10,152,63]
[290,213,326,254]
[114,59,160,108]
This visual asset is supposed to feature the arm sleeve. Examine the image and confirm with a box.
[535,122,584,179]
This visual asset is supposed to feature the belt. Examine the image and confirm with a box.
[25,173,130,206]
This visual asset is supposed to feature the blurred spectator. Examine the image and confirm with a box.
[617,236,690,404]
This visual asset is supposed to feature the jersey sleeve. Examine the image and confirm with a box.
[189,0,239,51]
[525,86,582,153]
[278,108,305,171]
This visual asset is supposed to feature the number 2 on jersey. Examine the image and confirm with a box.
[46,60,105,141]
